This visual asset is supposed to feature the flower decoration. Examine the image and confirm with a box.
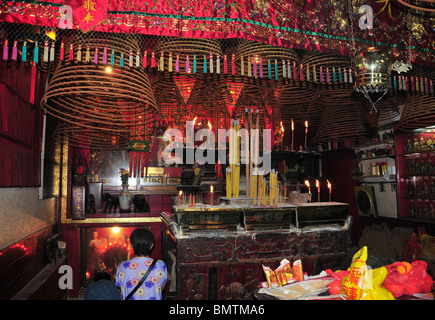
[119,168,130,185]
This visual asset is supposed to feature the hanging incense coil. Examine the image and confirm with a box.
[301,50,352,83]
[314,87,376,144]
[188,77,232,120]
[152,73,190,117]
[41,58,159,149]
[397,93,435,131]
[155,37,223,74]
[235,40,299,79]
[53,121,131,150]
[277,81,320,124]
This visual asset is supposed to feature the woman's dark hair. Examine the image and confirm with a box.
[130,227,155,256]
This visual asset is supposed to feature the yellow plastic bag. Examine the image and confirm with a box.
[340,246,394,300]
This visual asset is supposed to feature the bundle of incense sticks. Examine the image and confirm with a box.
[226,118,241,198]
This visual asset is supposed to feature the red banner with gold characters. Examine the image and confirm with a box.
[67,0,109,32]
[0,0,434,64]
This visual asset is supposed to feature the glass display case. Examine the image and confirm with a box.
[396,129,435,224]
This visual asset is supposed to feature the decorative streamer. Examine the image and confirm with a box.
[145,51,150,68]
[22,41,27,62]
[33,42,39,64]
[300,63,304,81]
[267,59,271,79]
[313,65,317,82]
[69,43,73,61]
[320,67,324,82]
[3,39,8,60]
[241,56,244,75]
[247,57,252,77]
[77,45,82,62]
[136,50,140,67]
[259,59,263,78]
[293,62,297,80]
[186,54,190,73]
[274,60,278,80]
[252,57,256,77]
[209,53,213,73]
[102,47,107,64]
[282,60,286,78]
[159,51,164,71]
[93,47,99,64]
[338,68,342,83]
[120,52,124,67]
[193,54,197,73]
[216,54,220,73]
[30,62,37,104]
[85,46,90,63]
[151,52,156,68]
[326,68,330,83]
[332,67,336,82]
[110,49,115,65]
[129,50,133,67]
[203,55,207,73]
[224,55,228,74]
[231,54,235,75]
[12,41,17,61]
[175,54,179,72]
[43,41,49,62]
[168,52,173,72]
[287,61,291,79]
[50,42,55,62]
[306,64,310,81]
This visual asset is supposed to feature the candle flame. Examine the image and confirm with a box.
[210,185,214,193]
[291,118,294,131]
[304,180,310,188]
[280,121,284,133]
[315,179,319,188]
[208,122,212,130]
[305,120,308,128]
[327,179,331,189]
[193,117,197,125]
[179,190,183,196]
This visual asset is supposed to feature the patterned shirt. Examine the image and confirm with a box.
[116,257,167,300]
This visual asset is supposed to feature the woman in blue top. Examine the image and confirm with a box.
[116,227,167,300]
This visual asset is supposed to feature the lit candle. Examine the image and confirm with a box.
[327,179,332,202]
[304,180,311,203]
[178,190,182,206]
[291,118,294,151]
[210,185,214,205]
[304,121,308,149]
[315,179,320,202]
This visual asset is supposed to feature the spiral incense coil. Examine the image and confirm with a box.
[53,121,131,150]
[301,50,352,83]
[314,88,375,144]
[188,78,232,119]
[235,40,299,79]
[397,93,435,131]
[152,73,192,116]
[155,37,223,74]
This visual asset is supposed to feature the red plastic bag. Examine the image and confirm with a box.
[383,260,433,298]
[325,269,349,295]
[402,232,422,263]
